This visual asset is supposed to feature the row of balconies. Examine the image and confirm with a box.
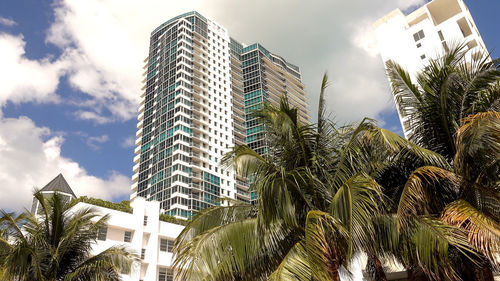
[234,136,246,145]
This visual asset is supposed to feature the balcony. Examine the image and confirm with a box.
[233,105,245,115]
[234,121,246,131]
[193,80,208,92]
[191,114,207,125]
[234,128,245,137]
[191,105,208,118]
[191,97,206,108]
[190,152,201,160]
[234,136,246,144]
[233,98,244,109]
[191,172,203,183]
[192,90,205,99]
[190,182,202,191]
[190,142,202,152]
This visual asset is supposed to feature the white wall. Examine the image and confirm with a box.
[72,197,184,281]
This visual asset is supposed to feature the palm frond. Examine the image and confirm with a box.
[174,218,299,281]
[305,210,348,281]
[331,173,384,259]
[397,166,460,227]
[441,199,500,263]
[267,242,311,281]
[404,217,474,281]
[455,111,500,184]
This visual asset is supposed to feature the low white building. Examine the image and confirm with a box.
[35,174,186,281]
[74,198,184,281]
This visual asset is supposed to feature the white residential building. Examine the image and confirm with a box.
[73,198,184,281]
[132,11,309,216]
[34,174,185,281]
[132,12,238,218]
[373,0,489,136]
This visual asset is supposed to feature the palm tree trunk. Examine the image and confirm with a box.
[366,254,388,281]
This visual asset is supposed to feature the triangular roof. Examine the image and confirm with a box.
[40,174,77,198]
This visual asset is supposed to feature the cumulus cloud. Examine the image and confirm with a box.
[121,136,136,149]
[0,116,131,211]
[0,16,16,26]
[44,0,203,122]
[75,131,110,150]
[0,33,66,106]
[75,110,114,124]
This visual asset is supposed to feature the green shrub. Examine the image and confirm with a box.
[70,196,133,213]
[159,213,189,226]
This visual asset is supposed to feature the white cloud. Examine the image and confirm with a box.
[75,131,110,150]
[121,136,136,149]
[0,33,66,106]
[0,115,131,212]
[0,17,16,26]
[75,110,114,124]
[87,134,109,150]
[45,0,203,122]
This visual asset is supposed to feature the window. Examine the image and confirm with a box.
[143,215,148,226]
[438,30,444,41]
[97,227,107,241]
[160,238,175,252]
[416,43,422,48]
[420,54,426,60]
[124,231,132,242]
[158,268,174,281]
[413,30,425,42]
[141,249,146,259]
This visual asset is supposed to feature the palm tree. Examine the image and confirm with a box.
[0,191,136,281]
[394,112,500,281]
[386,44,500,280]
[387,43,499,160]
[173,75,469,280]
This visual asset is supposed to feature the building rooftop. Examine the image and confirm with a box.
[40,173,77,198]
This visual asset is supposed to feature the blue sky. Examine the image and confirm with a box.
[0,0,498,211]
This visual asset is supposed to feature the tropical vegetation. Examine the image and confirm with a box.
[383,44,500,280]
[173,44,499,281]
[0,192,136,281]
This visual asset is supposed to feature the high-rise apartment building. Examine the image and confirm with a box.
[131,12,309,217]
[230,41,310,155]
[373,0,489,136]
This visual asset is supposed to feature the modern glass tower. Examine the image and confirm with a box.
[131,11,309,217]
[236,42,309,155]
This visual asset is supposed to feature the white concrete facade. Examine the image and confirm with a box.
[132,12,247,219]
[71,197,184,281]
[374,0,489,136]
